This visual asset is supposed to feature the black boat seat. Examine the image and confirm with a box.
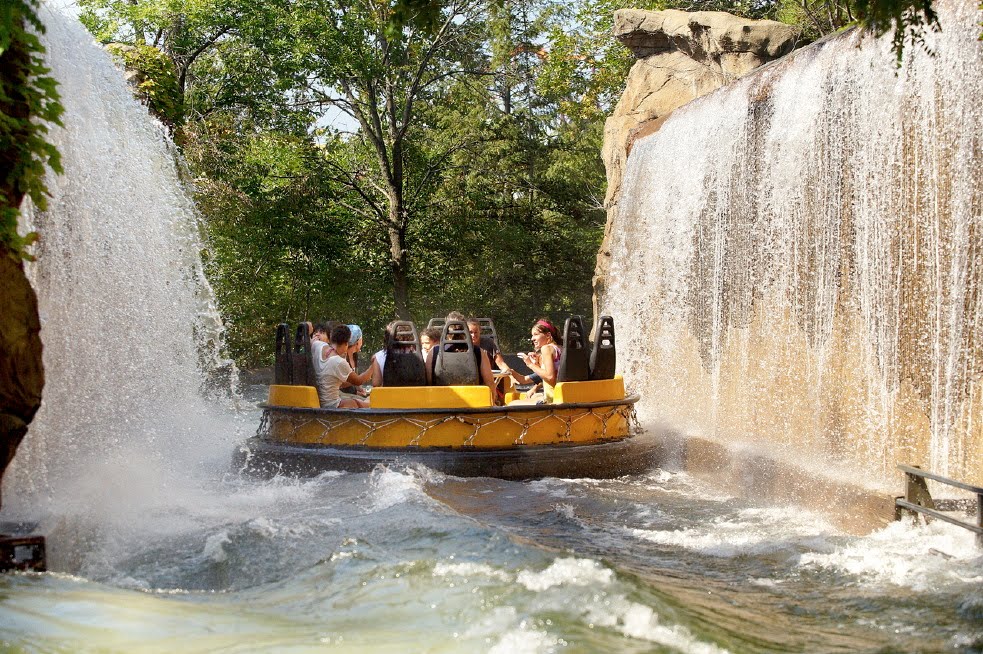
[589,316,616,381]
[383,320,426,386]
[556,315,590,383]
[476,317,499,350]
[433,320,479,386]
[274,322,292,384]
[292,322,316,387]
[428,317,498,354]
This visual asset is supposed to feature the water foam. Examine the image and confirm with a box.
[488,624,560,654]
[433,561,512,582]
[798,518,983,591]
[629,506,836,557]
[516,557,614,592]
[584,596,731,654]
[367,466,429,512]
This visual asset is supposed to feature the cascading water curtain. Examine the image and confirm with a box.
[5,7,234,514]
[605,0,982,489]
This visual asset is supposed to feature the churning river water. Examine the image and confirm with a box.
[1,390,981,653]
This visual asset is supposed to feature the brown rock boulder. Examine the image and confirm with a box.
[0,251,44,509]
[595,9,799,318]
[602,9,799,210]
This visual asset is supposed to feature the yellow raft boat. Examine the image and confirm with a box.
[234,316,649,479]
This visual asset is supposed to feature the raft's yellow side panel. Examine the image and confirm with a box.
[372,385,494,409]
[266,405,632,448]
[268,384,320,408]
[263,380,634,450]
[553,376,625,404]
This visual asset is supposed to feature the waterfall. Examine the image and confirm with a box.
[605,0,982,489]
[3,7,236,521]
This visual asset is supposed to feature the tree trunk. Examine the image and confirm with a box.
[388,220,410,319]
[386,186,410,318]
[385,137,410,318]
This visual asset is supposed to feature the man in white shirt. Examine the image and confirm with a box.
[312,324,371,408]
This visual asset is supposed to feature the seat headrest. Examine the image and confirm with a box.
[292,321,316,387]
[589,315,616,381]
[434,320,479,386]
[557,315,590,383]
[274,322,292,385]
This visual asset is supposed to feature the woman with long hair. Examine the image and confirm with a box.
[515,318,563,403]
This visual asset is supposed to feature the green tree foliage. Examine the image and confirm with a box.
[412,1,607,348]
[421,104,605,348]
[79,0,245,110]
[185,116,381,363]
[269,0,488,320]
[79,0,357,365]
[538,0,657,125]
[536,0,786,126]
[79,0,308,138]
[854,0,938,59]
[76,0,958,365]
[0,0,63,260]
[105,42,184,127]
[771,0,949,59]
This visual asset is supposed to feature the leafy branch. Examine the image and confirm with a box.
[0,0,64,260]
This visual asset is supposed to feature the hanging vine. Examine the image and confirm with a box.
[0,0,64,261]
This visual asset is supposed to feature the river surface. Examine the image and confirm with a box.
[1,389,980,653]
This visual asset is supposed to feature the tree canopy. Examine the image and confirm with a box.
[73,0,953,363]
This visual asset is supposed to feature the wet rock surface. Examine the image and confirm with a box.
[595,10,799,315]
[602,10,799,209]
[0,252,44,508]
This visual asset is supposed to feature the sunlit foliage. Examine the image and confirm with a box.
[0,0,63,260]
[75,0,953,363]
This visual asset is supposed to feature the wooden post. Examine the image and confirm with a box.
[905,467,936,507]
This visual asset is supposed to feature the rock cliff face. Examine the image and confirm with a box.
[0,252,44,509]
[597,0,983,489]
[595,9,799,311]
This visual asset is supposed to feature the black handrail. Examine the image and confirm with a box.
[895,464,983,546]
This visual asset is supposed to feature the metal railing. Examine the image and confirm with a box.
[0,521,46,572]
[895,464,983,547]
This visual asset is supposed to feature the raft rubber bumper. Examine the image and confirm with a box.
[233,433,659,481]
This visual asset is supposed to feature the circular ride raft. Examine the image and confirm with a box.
[238,315,647,479]
[234,395,649,480]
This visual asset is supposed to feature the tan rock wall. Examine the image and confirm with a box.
[601,9,799,210]
[596,0,983,491]
[595,10,799,316]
